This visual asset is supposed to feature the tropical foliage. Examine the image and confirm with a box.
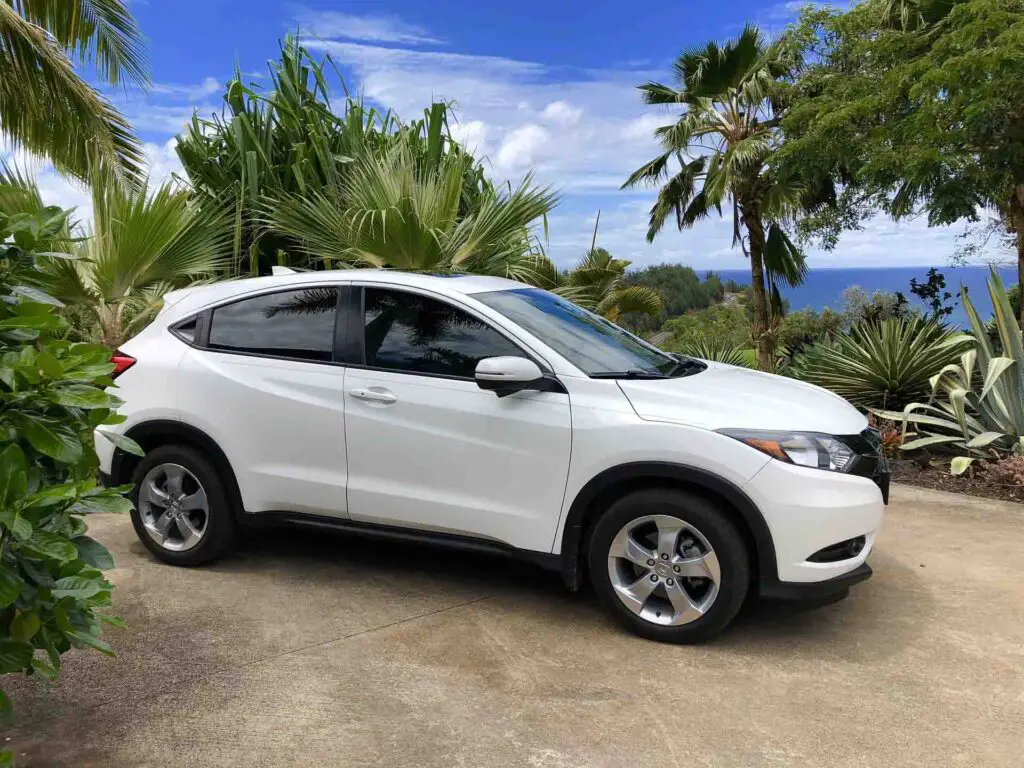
[877,270,1024,473]
[780,0,1024,325]
[18,168,232,348]
[661,303,751,353]
[0,0,148,183]
[617,264,738,334]
[623,25,824,370]
[671,337,751,367]
[0,207,141,745]
[534,247,662,322]
[788,316,972,410]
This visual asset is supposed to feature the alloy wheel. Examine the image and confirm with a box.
[137,463,210,552]
[606,514,721,626]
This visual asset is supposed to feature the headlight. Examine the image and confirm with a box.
[718,429,857,473]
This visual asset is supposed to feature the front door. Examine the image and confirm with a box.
[343,286,572,552]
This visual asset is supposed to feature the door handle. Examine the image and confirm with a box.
[349,388,397,404]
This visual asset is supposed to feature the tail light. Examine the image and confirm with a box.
[111,351,136,380]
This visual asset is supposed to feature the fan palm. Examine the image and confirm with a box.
[27,167,232,347]
[0,0,148,183]
[622,25,818,370]
[264,132,558,280]
[547,247,661,323]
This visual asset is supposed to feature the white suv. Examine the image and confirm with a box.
[97,270,887,643]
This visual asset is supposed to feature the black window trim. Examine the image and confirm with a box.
[187,284,351,367]
[342,283,554,383]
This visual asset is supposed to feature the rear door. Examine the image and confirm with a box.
[341,285,572,552]
[176,284,350,518]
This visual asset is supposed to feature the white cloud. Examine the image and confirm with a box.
[296,10,443,45]
[495,124,550,173]
[541,101,583,127]
[151,76,222,99]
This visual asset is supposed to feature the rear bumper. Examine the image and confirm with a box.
[759,562,872,601]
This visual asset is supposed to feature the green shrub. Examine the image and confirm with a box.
[673,337,752,367]
[876,269,1024,474]
[0,207,141,735]
[788,316,972,411]
[661,303,750,352]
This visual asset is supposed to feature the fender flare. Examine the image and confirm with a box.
[557,462,778,590]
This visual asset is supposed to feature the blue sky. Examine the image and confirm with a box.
[28,0,1009,270]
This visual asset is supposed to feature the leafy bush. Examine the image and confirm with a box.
[788,316,972,411]
[661,303,750,352]
[0,208,140,734]
[776,307,844,358]
[673,337,751,368]
[839,285,911,327]
[876,269,1023,474]
[619,264,738,334]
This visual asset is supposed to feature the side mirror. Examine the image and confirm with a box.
[475,356,545,397]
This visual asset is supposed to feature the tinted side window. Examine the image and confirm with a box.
[208,287,338,362]
[363,288,523,377]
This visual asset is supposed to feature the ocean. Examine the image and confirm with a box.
[714,266,1018,328]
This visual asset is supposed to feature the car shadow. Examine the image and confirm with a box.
[136,522,931,660]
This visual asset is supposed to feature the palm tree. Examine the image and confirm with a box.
[0,0,148,182]
[536,247,661,323]
[264,129,558,280]
[28,167,232,347]
[622,25,815,370]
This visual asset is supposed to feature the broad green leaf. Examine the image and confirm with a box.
[97,612,126,628]
[10,285,63,307]
[0,443,28,508]
[30,657,59,681]
[20,560,55,588]
[950,456,976,476]
[72,494,134,515]
[23,482,79,509]
[10,611,41,642]
[0,509,32,541]
[52,575,107,600]
[0,314,60,331]
[12,414,82,463]
[0,569,21,609]
[96,430,145,457]
[23,531,78,563]
[35,350,63,378]
[67,630,115,657]
[73,536,115,570]
[0,639,33,673]
[53,384,114,409]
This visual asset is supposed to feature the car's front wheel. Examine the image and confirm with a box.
[588,488,749,643]
[129,445,236,566]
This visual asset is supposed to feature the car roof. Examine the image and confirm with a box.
[158,269,529,322]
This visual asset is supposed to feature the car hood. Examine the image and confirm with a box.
[616,361,867,435]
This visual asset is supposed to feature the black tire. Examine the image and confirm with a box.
[129,444,237,566]
[587,488,749,644]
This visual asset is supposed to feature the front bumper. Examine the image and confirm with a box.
[759,562,872,601]
[743,457,886,585]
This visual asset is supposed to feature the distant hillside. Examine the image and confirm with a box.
[619,264,748,334]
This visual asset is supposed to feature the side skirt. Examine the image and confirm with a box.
[242,511,563,575]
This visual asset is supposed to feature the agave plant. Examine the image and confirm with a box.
[876,269,1024,474]
[788,316,972,411]
[672,337,751,368]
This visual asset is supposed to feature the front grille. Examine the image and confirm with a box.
[809,536,866,563]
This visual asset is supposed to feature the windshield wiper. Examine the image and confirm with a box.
[590,369,668,379]
[664,355,707,378]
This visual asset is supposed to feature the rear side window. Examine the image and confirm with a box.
[208,287,338,362]
[363,288,522,378]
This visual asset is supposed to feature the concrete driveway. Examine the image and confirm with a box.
[4,485,1022,767]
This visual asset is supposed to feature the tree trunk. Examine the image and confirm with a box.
[1018,226,1024,330]
[742,209,773,371]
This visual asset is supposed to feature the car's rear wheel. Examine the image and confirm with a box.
[588,488,749,643]
[130,445,236,566]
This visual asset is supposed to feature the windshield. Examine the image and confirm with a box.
[475,287,684,377]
